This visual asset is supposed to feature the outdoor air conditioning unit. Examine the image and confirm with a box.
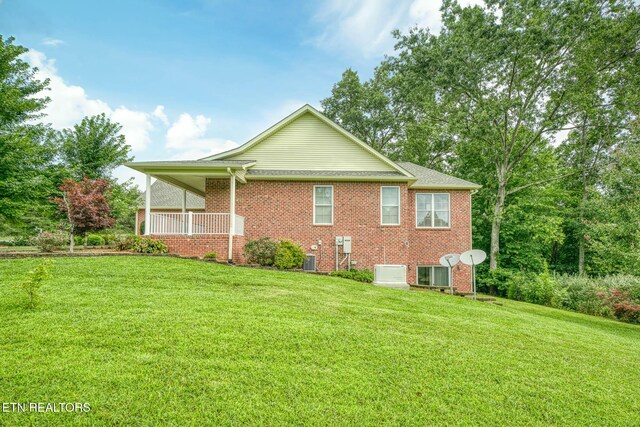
[373,265,409,290]
[303,254,316,272]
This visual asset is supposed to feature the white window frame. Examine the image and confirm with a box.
[380,186,401,225]
[416,265,451,287]
[415,192,451,229]
[313,185,334,225]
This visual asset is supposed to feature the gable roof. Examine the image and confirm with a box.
[202,104,413,177]
[396,162,481,190]
[139,180,205,209]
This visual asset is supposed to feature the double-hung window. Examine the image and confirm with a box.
[416,193,450,228]
[381,186,400,225]
[417,266,450,287]
[314,185,333,225]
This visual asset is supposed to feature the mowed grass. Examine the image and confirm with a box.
[0,257,638,426]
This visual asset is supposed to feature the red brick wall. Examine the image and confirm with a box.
[203,179,474,291]
[150,234,245,261]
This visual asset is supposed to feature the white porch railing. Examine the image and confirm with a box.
[148,212,244,235]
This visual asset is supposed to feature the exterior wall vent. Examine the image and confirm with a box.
[303,254,316,272]
[373,265,409,290]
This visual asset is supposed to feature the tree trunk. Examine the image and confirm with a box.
[490,178,507,270]
[70,231,74,253]
[578,183,588,275]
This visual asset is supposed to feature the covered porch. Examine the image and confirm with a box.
[126,159,255,261]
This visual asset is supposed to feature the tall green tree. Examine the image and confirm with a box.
[0,36,54,228]
[321,68,402,157]
[54,113,138,232]
[55,113,132,179]
[323,0,640,270]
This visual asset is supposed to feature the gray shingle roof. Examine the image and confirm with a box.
[139,180,205,209]
[246,169,407,178]
[396,162,481,189]
[139,163,479,210]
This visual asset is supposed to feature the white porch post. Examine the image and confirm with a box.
[228,169,236,263]
[181,189,187,234]
[144,174,151,235]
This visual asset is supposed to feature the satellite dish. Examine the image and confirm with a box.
[459,250,487,301]
[460,250,487,266]
[439,254,460,267]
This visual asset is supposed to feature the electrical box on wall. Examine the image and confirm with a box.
[335,236,344,245]
[343,236,352,254]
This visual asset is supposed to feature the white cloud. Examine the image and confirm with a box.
[21,50,238,188]
[41,38,65,47]
[152,105,169,126]
[111,106,155,152]
[312,0,484,57]
[166,113,238,159]
[22,49,164,152]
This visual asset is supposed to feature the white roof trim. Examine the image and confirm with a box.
[201,104,413,178]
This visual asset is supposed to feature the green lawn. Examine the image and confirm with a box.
[0,257,638,426]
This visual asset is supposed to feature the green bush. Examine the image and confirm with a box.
[330,268,374,283]
[203,252,218,260]
[478,268,518,296]
[519,269,559,307]
[100,233,116,245]
[32,232,66,252]
[115,234,137,251]
[18,260,52,309]
[86,235,105,246]
[115,235,167,254]
[73,235,85,246]
[130,236,168,254]
[244,237,279,266]
[274,240,306,270]
[554,274,610,316]
[13,235,31,246]
[480,267,640,323]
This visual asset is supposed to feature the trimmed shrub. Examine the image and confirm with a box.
[115,235,167,254]
[86,235,105,246]
[330,268,374,283]
[130,236,168,254]
[115,234,137,251]
[74,235,85,246]
[274,240,306,270]
[244,237,279,266]
[203,252,218,260]
[32,232,66,253]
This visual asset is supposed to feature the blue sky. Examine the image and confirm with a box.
[1,0,478,188]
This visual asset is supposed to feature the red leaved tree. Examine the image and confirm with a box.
[53,178,116,252]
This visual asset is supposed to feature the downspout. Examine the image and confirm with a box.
[227,168,236,263]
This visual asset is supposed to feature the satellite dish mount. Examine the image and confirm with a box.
[439,254,460,295]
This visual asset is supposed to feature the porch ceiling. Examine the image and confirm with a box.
[125,160,256,196]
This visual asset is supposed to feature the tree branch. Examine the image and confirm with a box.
[506,171,578,196]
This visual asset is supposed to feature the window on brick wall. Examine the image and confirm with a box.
[416,193,450,228]
[314,185,333,225]
[381,186,400,225]
[417,266,450,287]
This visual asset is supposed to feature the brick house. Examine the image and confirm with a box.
[127,105,480,290]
